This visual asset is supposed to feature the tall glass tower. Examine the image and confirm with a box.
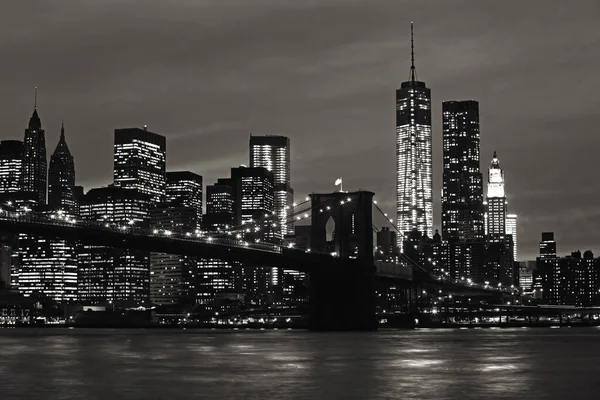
[396,23,432,246]
[249,135,293,238]
[48,122,76,214]
[441,100,484,241]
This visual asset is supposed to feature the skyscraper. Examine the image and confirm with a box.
[166,171,203,230]
[78,187,151,306]
[114,127,166,204]
[150,202,198,305]
[230,166,275,305]
[204,178,235,231]
[441,100,484,241]
[22,100,47,205]
[506,214,518,261]
[396,23,433,245]
[249,135,293,238]
[230,166,275,228]
[0,140,24,194]
[48,122,76,214]
[485,152,507,238]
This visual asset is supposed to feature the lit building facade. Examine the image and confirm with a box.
[114,127,166,204]
[539,250,600,307]
[231,166,275,305]
[204,179,235,231]
[249,135,293,238]
[396,23,433,246]
[441,100,484,241]
[485,152,507,238]
[166,171,203,230]
[0,140,24,194]
[506,214,518,261]
[17,217,78,302]
[198,178,238,305]
[150,202,198,305]
[78,187,151,306]
[22,107,47,204]
[48,123,76,214]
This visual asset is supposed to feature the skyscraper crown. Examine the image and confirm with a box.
[52,121,72,158]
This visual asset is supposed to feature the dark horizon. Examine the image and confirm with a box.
[1,1,599,259]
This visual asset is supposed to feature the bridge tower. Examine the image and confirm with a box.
[308,191,377,331]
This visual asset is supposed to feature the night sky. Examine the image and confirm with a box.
[1,1,599,260]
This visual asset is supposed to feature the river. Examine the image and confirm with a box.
[0,327,598,399]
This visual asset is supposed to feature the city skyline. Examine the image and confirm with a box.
[1,1,599,259]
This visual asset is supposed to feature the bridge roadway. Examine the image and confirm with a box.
[0,212,512,330]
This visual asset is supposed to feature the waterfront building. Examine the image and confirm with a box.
[150,202,198,305]
[78,187,151,306]
[539,232,557,259]
[204,178,235,231]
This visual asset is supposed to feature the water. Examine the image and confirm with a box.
[1,328,599,399]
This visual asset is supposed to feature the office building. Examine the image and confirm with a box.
[22,104,47,205]
[166,171,203,229]
[230,166,274,228]
[441,100,484,241]
[113,127,166,204]
[150,202,198,305]
[506,214,518,261]
[17,217,78,302]
[249,135,293,237]
[0,140,24,194]
[204,179,235,231]
[48,123,76,214]
[396,23,433,246]
[78,187,151,306]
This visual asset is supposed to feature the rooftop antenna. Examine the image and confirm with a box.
[34,86,38,109]
[410,22,417,82]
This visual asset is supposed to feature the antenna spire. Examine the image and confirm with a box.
[34,86,38,109]
[410,22,417,82]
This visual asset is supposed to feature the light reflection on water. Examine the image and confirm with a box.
[0,328,599,399]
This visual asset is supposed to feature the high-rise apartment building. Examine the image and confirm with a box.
[113,127,166,204]
[0,140,24,194]
[506,214,518,261]
[22,105,47,205]
[396,23,433,245]
[441,100,484,241]
[166,171,203,229]
[485,152,507,238]
[78,187,151,306]
[249,135,293,238]
[48,123,76,214]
